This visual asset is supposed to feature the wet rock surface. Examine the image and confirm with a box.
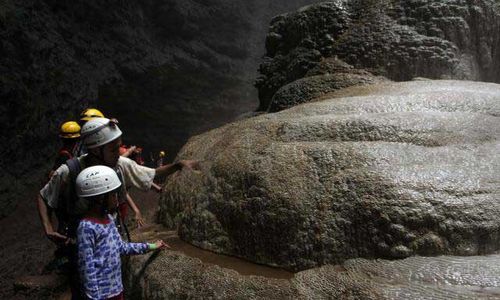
[126,226,500,299]
[256,0,500,111]
[162,80,500,271]
[293,254,500,299]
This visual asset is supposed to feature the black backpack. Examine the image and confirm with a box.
[55,157,82,239]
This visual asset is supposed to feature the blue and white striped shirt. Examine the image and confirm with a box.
[77,215,148,299]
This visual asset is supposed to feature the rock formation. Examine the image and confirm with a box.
[143,1,500,298]
[256,0,500,111]
[5,1,500,298]
[162,80,500,270]
[268,57,388,112]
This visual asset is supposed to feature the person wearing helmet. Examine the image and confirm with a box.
[76,165,168,300]
[75,108,105,156]
[38,117,197,247]
[157,150,166,167]
[81,119,148,230]
[38,117,196,298]
[51,121,81,174]
[78,108,143,161]
[79,108,105,126]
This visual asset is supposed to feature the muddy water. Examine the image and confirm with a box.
[129,189,294,280]
[132,225,294,280]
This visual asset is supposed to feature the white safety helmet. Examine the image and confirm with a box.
[76,165,122,198]
[81,117,122,149]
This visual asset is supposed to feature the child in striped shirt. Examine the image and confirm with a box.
[76,165,169,299]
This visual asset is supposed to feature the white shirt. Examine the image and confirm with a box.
[40,155,155,215]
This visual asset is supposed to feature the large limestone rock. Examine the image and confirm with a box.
[256,0,500,111]
[161,80,500,271]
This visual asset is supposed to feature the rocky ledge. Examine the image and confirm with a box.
[126,226,500,299]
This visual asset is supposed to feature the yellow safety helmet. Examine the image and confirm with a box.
[159,151,166,157]
[60,121,81,139]
[80,108,105,122]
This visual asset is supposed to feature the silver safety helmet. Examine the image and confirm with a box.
[81,117,122,149]
[76,165,122,197]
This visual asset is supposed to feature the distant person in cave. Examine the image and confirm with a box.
[76,108,106,156]
[78,107,105,126]
[119,144,145,165]
[157,150,166,167]
[75,165,169,300]
[37,117,198,299]
[49,121,81,178]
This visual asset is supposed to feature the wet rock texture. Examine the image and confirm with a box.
[126,241,500,299]
[268,57,389,112]
[161,80,500,271]
[256,0,500,111]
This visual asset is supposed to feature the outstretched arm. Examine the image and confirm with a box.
[154,162,181,177]
[150,182,162,193]
[154,160,199,178]
[112,221,170,255]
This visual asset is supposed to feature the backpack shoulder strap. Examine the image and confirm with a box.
[60,157,83,238]
[66,157,81,181]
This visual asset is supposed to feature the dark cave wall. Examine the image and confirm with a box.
[97,0,325,160]
[0,0,320,217]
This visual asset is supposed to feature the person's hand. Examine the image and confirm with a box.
[129,145,137,152]
[134,213,146,228]
[154,240,171,250]
[46,231,68,245]
[151,182,163,193]
[179,160,200,171]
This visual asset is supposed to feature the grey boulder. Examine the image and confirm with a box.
[160,80,500,271]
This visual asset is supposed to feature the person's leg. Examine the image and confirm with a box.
[67,244,83,300]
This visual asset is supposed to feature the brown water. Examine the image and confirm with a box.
[132,225,294,280]
[129,189,294,280]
